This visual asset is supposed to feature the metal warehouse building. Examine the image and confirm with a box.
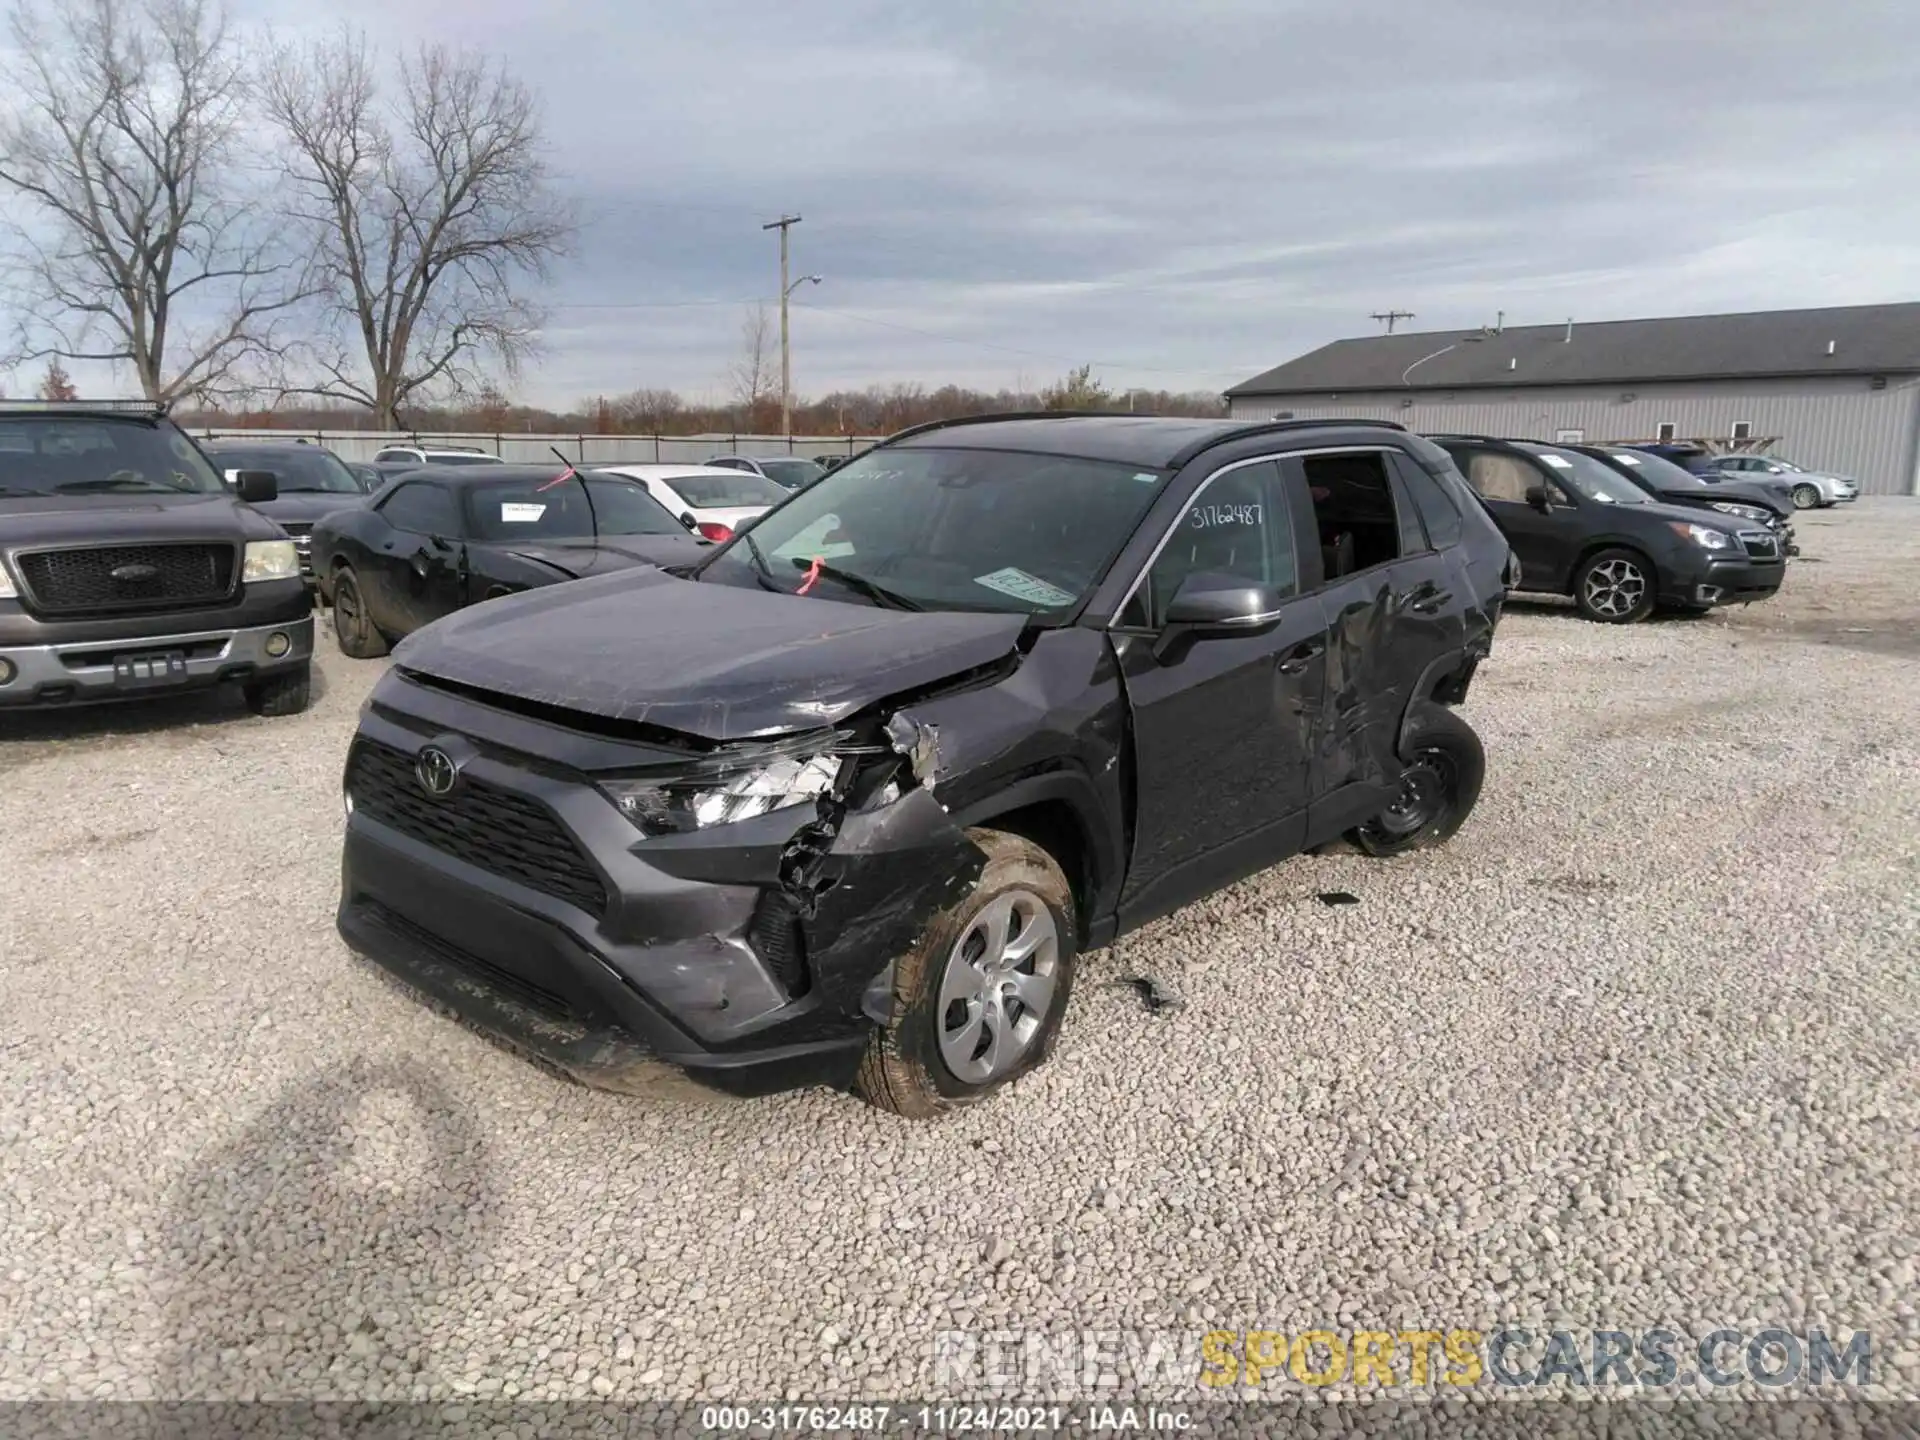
[1226,302,1920,496]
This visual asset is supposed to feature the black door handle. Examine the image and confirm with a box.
[1399,583,1450,614]
[1277,638,1325,674]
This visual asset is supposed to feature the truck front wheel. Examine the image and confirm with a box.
[244,663,312,717]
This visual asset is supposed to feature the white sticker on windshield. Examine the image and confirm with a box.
[1615,454,1643,465]
[500,503,546,522]
[974,567,1076,608]
[1539,454,1572,468]
[1133,472,1159,484]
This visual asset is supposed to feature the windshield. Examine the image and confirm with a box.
[660,472,787,508]
[1601,448,1709,490]
[702,445,1171,619]
[209,445,361,494]
[463,474,687,541]
[0,416,225,496]
[1519,444,1649,505]
[758,458,823,487]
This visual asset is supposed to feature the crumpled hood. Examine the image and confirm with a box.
[499,532,709,578]
[395,566,1028,742]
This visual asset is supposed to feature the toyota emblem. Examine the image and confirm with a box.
[414,746,460,798]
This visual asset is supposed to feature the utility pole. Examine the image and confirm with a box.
[764,214,801,437]
[1370,310,1416,333]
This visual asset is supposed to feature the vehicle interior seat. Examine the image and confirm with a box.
[1321,530,1356,580]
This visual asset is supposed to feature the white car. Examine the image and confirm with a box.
[370,444,505,473]
[596,464,788,541]
[1708,454,1860,509]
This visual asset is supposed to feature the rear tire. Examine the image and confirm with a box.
[243,663,311,717]
[856,829,1078,1118]
[331,567,390,659]
[1573,547,1656,623]
[1349,703,1486,857]
[1790,483,1822,510]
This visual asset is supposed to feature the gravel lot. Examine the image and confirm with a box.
[2,500,1915,1405]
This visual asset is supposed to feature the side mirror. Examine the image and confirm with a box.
[235,470,278,503]
[1154,573,1285,658]
[1524,484,1551,513]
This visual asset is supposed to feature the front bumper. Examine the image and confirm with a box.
[335,691,983,1097]
[0,582,313,708]
[1661,550,1786,608]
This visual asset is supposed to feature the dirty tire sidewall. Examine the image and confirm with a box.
[857,829,1078,1119]
[332,568,389,659]
[1349,702,1487,856]
[1573,547,1657,624]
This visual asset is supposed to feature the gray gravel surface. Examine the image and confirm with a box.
[1,501,1915,1405]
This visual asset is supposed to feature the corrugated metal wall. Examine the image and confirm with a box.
[1228,376,1920,495]
[188,430,883,466]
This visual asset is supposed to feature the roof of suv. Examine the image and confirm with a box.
[883,412,1409,468]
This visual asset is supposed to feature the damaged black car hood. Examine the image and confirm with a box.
[395,566,1028,741]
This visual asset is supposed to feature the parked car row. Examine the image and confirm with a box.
[1623,442,1861,509]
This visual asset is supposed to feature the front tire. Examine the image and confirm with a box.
[1573,547,1656,624]
[331,567,390,659]
[856,829,1078,1118]
[1349,703,1487,857]
[243,663,311,717]
[1790,483,1822,510]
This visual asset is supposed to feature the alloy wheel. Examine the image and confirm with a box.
[936,889,1060,1084]
[1791,483,1821,510]
[1583,558,1646,619]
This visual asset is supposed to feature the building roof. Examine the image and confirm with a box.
[1226,302,1920,397]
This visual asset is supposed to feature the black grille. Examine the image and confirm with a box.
[1739,530,1780,560]
[748,890,811,996]
[345,740,608,915]
[357,899,574,1020]
[17,543,236,615]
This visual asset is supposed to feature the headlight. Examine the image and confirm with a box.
[1669,521,1737,551]
[601,748,845,836]
[242,540,300,582]
[1709,502,1770,522]
[0,559,16,600]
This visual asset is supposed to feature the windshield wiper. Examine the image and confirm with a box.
[789,556,921,611]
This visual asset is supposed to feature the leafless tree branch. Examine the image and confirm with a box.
[263,31,573,428]
[0,0,310,402]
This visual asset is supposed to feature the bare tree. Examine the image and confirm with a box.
[609,386,684,432]
[37,358,79,400]
[264,32,573,428]
[0,0,305,402]
[727,302,776,422]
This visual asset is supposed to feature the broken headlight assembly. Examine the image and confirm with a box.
[598,731,898,837]
[1708,501,1773,523]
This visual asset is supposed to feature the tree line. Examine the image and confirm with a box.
[0,0,1226,433]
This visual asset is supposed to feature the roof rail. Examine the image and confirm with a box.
[878,410,1120,446]
[0,397,171,416]
[1165,415,1408,468]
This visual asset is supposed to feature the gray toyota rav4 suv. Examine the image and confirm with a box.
[337,415,1514,1114]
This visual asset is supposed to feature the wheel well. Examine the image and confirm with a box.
[974,800,1093,941]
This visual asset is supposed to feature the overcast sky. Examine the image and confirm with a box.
[40,0,1920,406]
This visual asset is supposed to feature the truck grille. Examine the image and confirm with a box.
[345,739,608,915]
[278,524,314,575]
[15,542,236,615]
[1739,530,1781,560]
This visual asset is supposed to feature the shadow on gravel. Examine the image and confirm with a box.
[0,668,331,747]
[151,1058,493,1404]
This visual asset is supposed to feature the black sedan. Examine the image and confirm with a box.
[311,465,711,658]
[1569,444,1799,555]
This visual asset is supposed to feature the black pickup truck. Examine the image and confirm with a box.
[0,401,315,716]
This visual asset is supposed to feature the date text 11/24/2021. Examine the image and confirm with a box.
[700,1404,1194,1433]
